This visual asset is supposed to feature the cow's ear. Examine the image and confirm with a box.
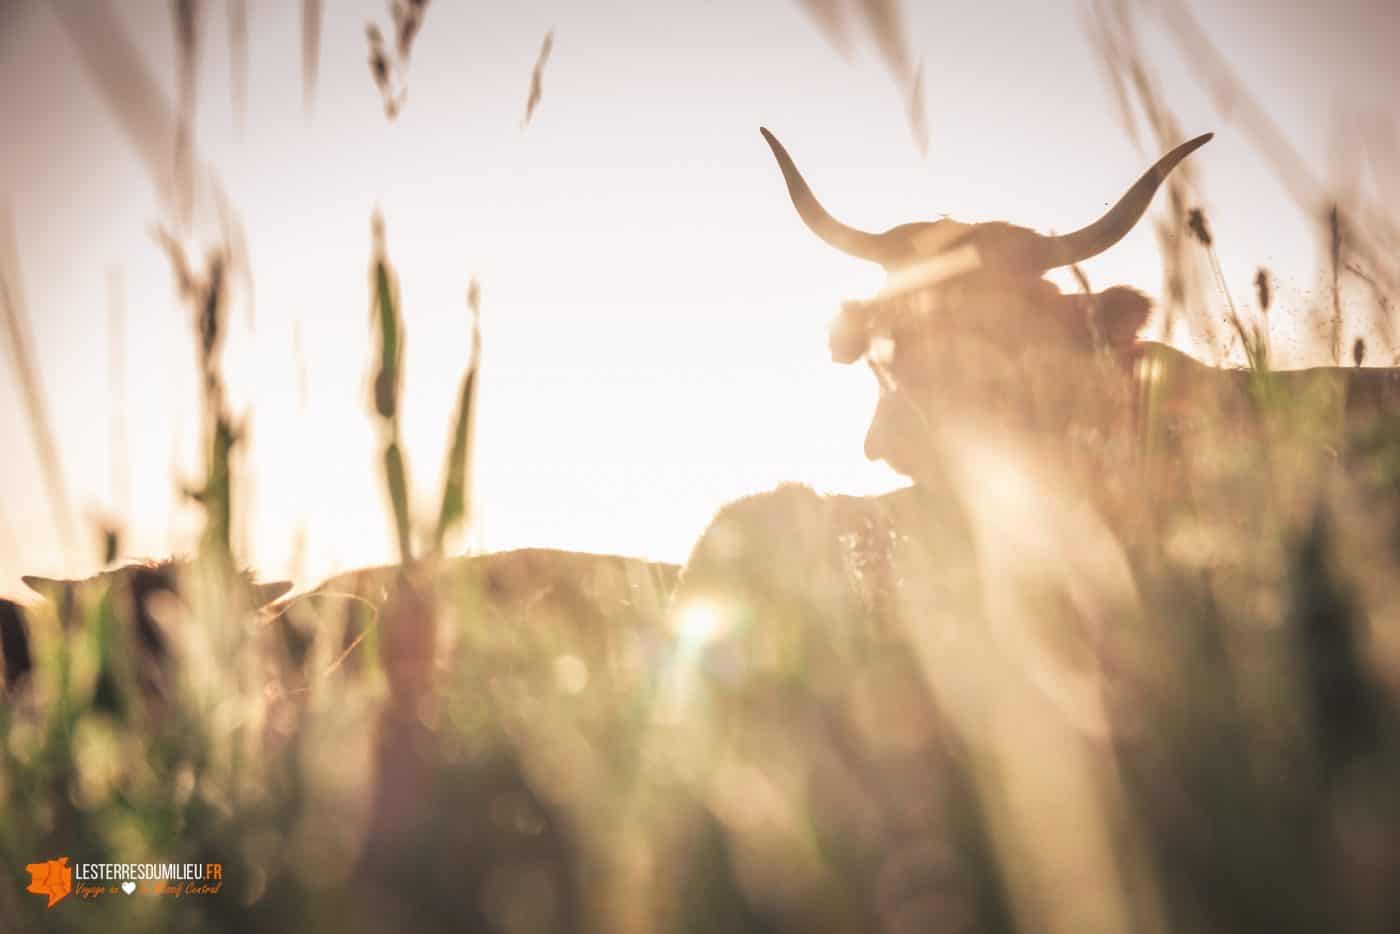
[1093,286,1152,353]
[253,581,294,607]
[20,576,75,602]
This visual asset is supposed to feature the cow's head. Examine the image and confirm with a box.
[18,559,291,698]
[761,128,1211,484]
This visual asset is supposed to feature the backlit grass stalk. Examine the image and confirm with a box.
[521,30,554,128]
[228,0,248,131]
[366,0,432,119]
[154,230,238,562]
[107,267,131,527]
[172,0,200,233]
[368,213,413,564]
[1329,204,1344,364]
[432,280,481,556]
[1188,208,1270,375]
[0,204,78,555]
[154,226,265,807]
[303,0,322,114]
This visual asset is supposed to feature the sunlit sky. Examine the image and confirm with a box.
[1,0,1396,598]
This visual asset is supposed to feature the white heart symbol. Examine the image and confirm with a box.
[121,881,135,895]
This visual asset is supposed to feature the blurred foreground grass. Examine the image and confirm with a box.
[5,260,1400,932]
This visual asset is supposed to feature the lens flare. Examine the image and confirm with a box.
[672,598,730,650]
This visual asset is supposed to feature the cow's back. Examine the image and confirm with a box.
[274,549,681,681]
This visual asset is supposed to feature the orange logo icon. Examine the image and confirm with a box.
[25,856,73,908]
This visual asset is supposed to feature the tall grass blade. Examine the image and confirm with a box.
[107,267,131,522]
[792,0,854,57]
[154,230,238,560]
[172,0,201,233]
[385,441,412,564]
[51,0,232,237]
[370,229,401,422]
[789,0,926,152]
[433,281,481,555]
[368,215,412,564]
[521,30,554,128]
[1156,0,1399,303]
[302,0,322,116]
[0,204,76,556]
[228,0,248,132]
[857,0,926,153]
[1329,204,1343,364]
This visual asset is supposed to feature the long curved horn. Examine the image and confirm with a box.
[761,128,895,266]
[1027,133,1213,270]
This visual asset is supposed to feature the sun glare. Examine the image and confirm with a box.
[671,598,731,651]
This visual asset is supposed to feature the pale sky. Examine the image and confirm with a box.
[1,0,1396,598]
